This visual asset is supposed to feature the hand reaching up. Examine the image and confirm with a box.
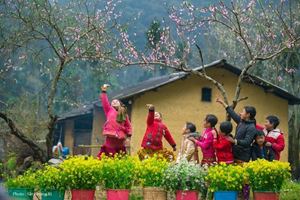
[101,84,110,92]
[216,97,228,108]
[146,104,154,110]
[172,146,176,151]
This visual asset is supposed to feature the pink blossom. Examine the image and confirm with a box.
[208,6,217,13]
[286,40,294,48]
[285,68,296,74]
[247,0,256,9]
[18,55,26,60]
[95,44,100,52]
[221,8,228,16]
[199,8,208,13]
[75,47,81,56]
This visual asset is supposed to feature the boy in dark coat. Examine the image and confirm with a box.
[252,130,275,161]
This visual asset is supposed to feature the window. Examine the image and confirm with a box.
[201,87,212,102]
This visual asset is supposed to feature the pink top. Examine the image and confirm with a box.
[195,128,216,159]
[100,92,132,140]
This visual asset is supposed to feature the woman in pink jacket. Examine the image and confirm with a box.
[97,84,132,158]
[190,114,217,165]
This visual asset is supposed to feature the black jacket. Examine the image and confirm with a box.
[251,143,275,161]
[226,106,257,162]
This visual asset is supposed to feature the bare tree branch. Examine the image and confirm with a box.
[231,2,253,60]
[0,112,47,162]
[113,58,231,106]
[0,100,8,107]
[236,96,248,103]
[232,37,300,108]
[232,60,255,109]
[256,37,300,61]
[195,44,206,75]
[67,27,97,52]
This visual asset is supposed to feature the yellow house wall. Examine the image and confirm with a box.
[130,68,289,161]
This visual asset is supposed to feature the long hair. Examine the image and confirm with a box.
[205,114,218,128]
[116,102,127,123]
[244,106,256,124]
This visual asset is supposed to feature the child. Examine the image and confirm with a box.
[97,84,132,158]
[258,115,285,160]
[216,98,257,163]
[213,121,234,164]
[190,114,217,165]
[251,130,275,161]
[141,104,176,151]
[177,122,199,163]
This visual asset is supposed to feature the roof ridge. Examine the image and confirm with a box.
[57,59,300,120]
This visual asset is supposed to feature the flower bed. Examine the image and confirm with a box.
[3,156,292,200]
[138,155,169,187]
[207,163,245,192]
[162,160,207,199]
[100,154,138,190]
[244,159,291,192]
[137,148,175,162]
[35,165,67,191]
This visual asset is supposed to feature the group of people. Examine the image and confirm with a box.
[175,98,284,165]
[97,84,285,166]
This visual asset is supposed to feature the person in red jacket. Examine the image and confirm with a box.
[213,121,234,164]
[141,104,176,152]
[256,115,284,160]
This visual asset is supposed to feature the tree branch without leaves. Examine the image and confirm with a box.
[115,56,231,107]
[231,2,253,60]
[0,112,47,162]
[232,37,300,108]
[46,60,70,158]
[256,37,300,61]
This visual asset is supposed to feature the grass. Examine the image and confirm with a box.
[280,180,300,200]
[129,194,143,200]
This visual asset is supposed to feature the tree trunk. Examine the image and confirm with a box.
[46,115,58,159]
[294,126,300,180]
[0,112,47,162]
[46,61,65,159]
[293,105,300,180]
[288,108,300,180]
